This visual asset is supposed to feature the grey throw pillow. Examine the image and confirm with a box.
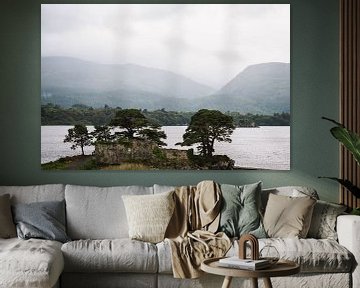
[218,182,266,238]
[307,200,347,240]
[12,200,70,243]
[0,194,17,238]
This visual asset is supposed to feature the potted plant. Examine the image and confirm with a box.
[321,117,360,215]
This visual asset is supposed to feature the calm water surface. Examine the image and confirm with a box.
[41,126,290,170]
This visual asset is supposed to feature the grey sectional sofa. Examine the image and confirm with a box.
[0,184,359,288]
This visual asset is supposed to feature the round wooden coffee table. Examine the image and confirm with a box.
[201,257,300,288]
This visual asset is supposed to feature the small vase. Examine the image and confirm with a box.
[259,245,280,264]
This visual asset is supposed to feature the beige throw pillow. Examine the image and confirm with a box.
[122,191,175,243]
[0,194,17,238]
[263,193,316,238]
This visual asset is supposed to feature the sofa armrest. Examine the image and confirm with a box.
[337,215,360,288]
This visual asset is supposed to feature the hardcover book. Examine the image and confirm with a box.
[218,257,271,270]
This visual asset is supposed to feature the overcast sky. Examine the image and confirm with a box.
[41,4,290,89]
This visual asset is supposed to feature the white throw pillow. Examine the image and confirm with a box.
[122,191,175,243]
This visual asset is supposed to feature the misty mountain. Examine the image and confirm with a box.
[41,57,290,114]
[41,57,215,106]
[201,62,290,114]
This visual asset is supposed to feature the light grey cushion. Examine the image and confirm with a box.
[218,182,266,238]
[61,239,158,273]
[0,194,16,238]
[12,200,70,243]
[0,184,65,204]
[0,238,64,288]
[307,200,347,240]
[65,185,153,239]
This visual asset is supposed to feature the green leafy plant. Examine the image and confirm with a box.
[320,117,360,199]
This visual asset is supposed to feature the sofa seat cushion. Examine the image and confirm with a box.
[62,239,158,273]
[0,238,64,288]
[232,238,353,273]
[260,238,353,272]
[157,238,354,274]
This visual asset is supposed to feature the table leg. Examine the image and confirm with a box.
[251,278,258,288]
[221,276,233,288]
[263,277,273,288]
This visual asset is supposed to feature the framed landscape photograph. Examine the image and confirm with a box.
[41,4,290,170]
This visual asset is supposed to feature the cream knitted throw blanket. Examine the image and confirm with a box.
[165,180,231,279]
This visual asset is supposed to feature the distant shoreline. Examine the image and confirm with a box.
[41,104,290,127]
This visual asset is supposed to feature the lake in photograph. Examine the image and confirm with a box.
[41,126,290,170]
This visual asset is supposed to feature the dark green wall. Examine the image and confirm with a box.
[0,0,340,202]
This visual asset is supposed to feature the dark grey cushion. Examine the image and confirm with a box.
[12,200,70,243]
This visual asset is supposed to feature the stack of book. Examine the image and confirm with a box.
[218,257,271,270]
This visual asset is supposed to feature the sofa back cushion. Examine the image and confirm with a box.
[153,184,176,194]
[65,185,153,239]
[0,184,65,204]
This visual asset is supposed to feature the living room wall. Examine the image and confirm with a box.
[0,0,340,202]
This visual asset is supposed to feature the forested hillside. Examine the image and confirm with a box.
[41,104,290,127]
